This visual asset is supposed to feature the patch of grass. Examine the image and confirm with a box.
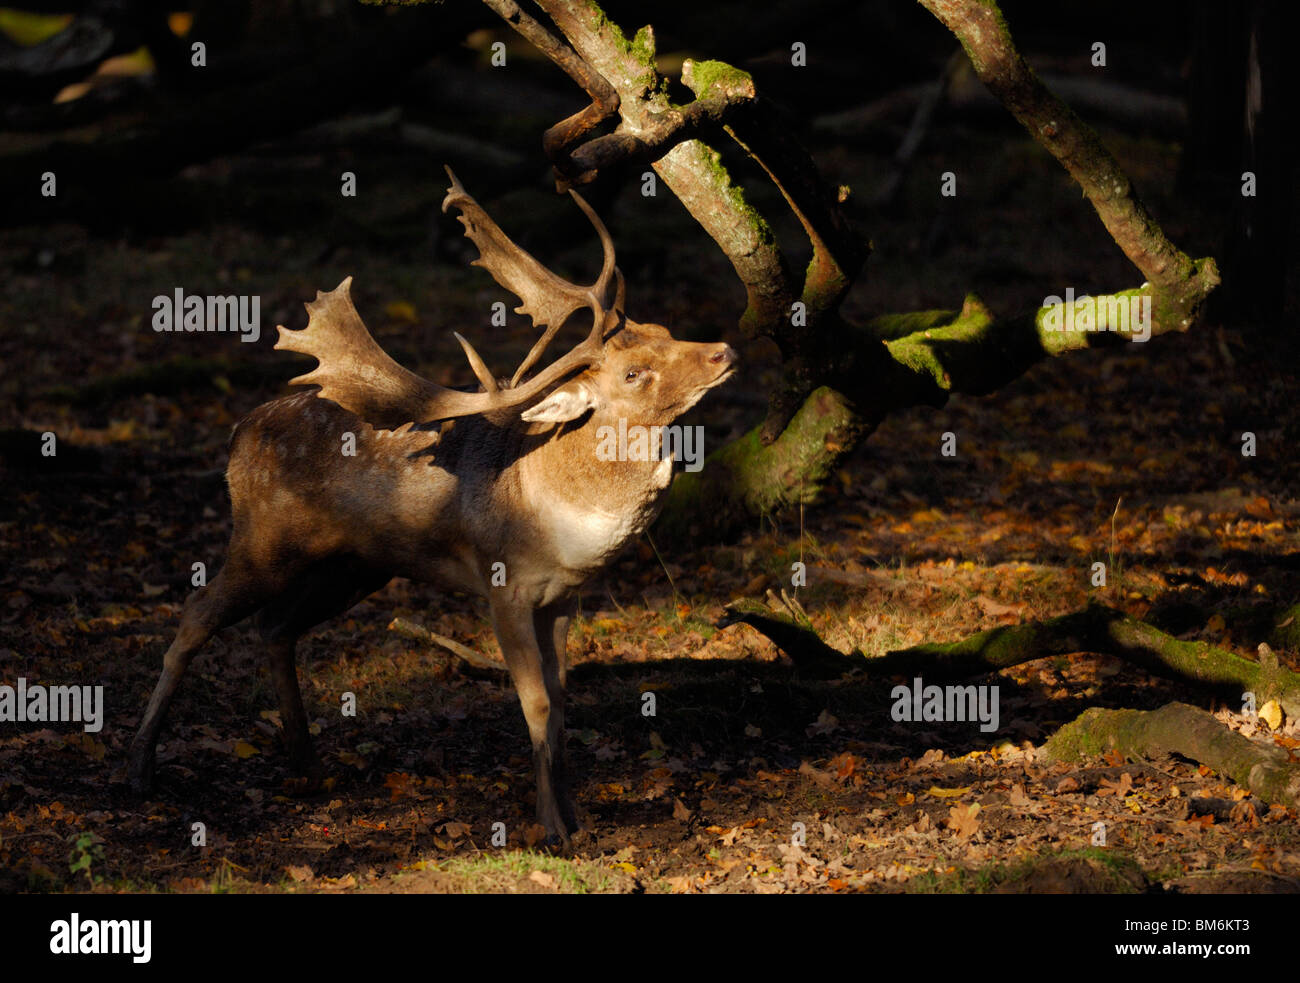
[905,847,1148,894]
[427,850,622,894]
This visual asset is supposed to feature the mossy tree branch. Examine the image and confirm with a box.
[661,284,1169,543]
[490,1,867,412]
[488,0,1219,545]
[1045,703,1300,810]
[506,1,796,342]
[480,0,619,176]
[719,600,1300,717]
[917,0,1220,326]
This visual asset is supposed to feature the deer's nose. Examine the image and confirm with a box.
[709,345,738,366]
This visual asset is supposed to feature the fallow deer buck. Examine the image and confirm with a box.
[127,167,736,843]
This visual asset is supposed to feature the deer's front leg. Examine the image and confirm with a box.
[535,600,577,828]
[490,595,577,844]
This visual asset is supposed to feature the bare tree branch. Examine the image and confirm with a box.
[509,1,799,339]
[480,0,619,182]
[917,0,1220,326]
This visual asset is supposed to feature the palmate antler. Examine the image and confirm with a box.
[274,167,624,427]
[441,165,623,386]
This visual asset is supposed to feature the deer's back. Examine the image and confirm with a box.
[224,392,480,586]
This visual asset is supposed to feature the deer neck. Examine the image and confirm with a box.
[516,413,675,573]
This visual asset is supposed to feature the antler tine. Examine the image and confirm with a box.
[442,165,592,331]
[443,164,622,390]
[484,295,608,414]
[510,267,624,387]
[454,332,499,393]
[275,278,507,428]
[567,187,617,310]
[507,194,620,387]
[612,267,625,315]
[509,323,562,389]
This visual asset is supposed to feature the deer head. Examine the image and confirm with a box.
[273,168,733,440]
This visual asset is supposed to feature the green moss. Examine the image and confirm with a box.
[630,25,656,65]
[1032,286,1151,355]
[586,0,628,47]
[686,58,753,98]
[907,847,1146,895]
[866,309,957,341]
[1043,707,1134,761]
[697,145,776,247]
[883,295,993,390]
[658,386,863,543]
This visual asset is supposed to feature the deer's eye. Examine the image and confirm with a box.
[624,369,641,383]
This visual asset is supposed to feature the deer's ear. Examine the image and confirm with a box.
[520,381,600,423]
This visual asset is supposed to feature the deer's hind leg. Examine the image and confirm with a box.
[128,553,284,792]
[255,558,389,782]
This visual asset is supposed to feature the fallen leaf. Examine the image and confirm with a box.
[383,772,415,798]
[975,595,1022,619]
[1098,773,1133,798]
[928,785,971,799]
[806,709,839,736]
[798,761,836,787]
[947,802,981,839]
[1259,700,1283,730]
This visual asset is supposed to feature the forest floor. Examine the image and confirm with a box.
[2,76,1299,893]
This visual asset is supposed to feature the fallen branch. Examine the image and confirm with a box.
[871,50,965,210]
[388,618,504,673]
[718,601,1300,716]
[1045,702,1300,810]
